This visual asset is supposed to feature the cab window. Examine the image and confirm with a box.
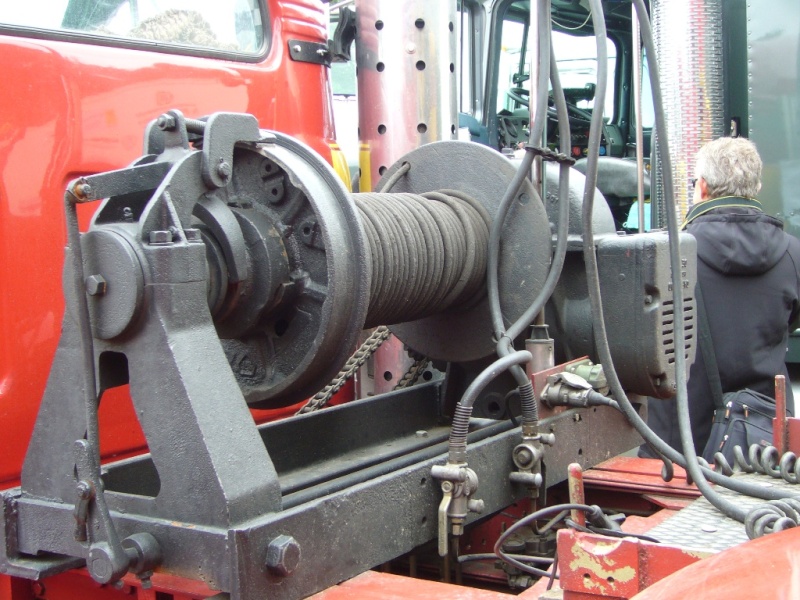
[497,16,617,119]
[0,0,266,55]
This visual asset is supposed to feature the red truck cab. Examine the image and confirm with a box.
[0,0,343,495]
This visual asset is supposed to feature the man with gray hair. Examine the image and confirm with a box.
[644,136,800,459]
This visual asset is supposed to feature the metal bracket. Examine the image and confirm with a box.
[288,39,331,66]
[201,113,262,189]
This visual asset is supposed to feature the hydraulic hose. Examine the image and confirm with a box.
[487,0,551,348]
[503,41,572,346]
[448,350,533,463]
[582,0,799,512]
[485,0,571,428]
[494,503,604,579]
[582,0,753,522]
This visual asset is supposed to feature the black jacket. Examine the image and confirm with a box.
[646,199,800,456]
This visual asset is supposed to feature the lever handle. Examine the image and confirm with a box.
[437,482,453,557]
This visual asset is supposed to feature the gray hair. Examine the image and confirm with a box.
[695,137,762,199]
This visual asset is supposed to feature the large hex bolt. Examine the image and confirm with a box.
[149,230,174,245]
[265,535,301,577]
[85,274,107,296]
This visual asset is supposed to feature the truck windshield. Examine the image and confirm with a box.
[498,22,617,118]
[0,0,265,54]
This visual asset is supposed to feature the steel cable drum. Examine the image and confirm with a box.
[376,141,552,363]
[355,189,491,328]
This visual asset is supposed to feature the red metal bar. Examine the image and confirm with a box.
[788,419,800,453]
[774,374,788,454]
[312,571,512,600]
[568,463,587,526]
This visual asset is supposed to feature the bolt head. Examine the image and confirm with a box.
[156,114,177,131]
[515,447,533,465]
[139,573,154,590]
[149,230,173,245]
[77,183,92,198]
[217,160,232,180]
[265,535,301,577]
[85,274,107,296]
[184,228,202,242]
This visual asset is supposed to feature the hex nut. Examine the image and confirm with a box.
[149,230,173,245]
[156,114,177,131]
[85,274,107,296]
[265,535,301,577]
[73,182,92,199]
[184,228,202,242]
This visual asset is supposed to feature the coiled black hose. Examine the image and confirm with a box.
[745,498,800,538]
[581,0,800,526]
[713,444,800,484]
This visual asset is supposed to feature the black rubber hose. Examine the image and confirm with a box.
[447,350,533,463]
[485,3,573,417]
[487,150,537,348]
[487,0,552,348]
[494,502,602,578]
[583,0,797,510]
[581,0,754,521]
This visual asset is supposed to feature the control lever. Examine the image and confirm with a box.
[431,464,484,557]
[73,441,163,587]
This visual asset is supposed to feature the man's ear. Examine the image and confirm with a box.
[698,177,710,200]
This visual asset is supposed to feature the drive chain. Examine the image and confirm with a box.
[297,326,391,414]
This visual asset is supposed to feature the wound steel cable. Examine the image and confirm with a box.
[356,190,489,328]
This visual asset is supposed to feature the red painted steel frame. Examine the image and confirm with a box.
[0,0,337,492]
[554,529,710,600]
